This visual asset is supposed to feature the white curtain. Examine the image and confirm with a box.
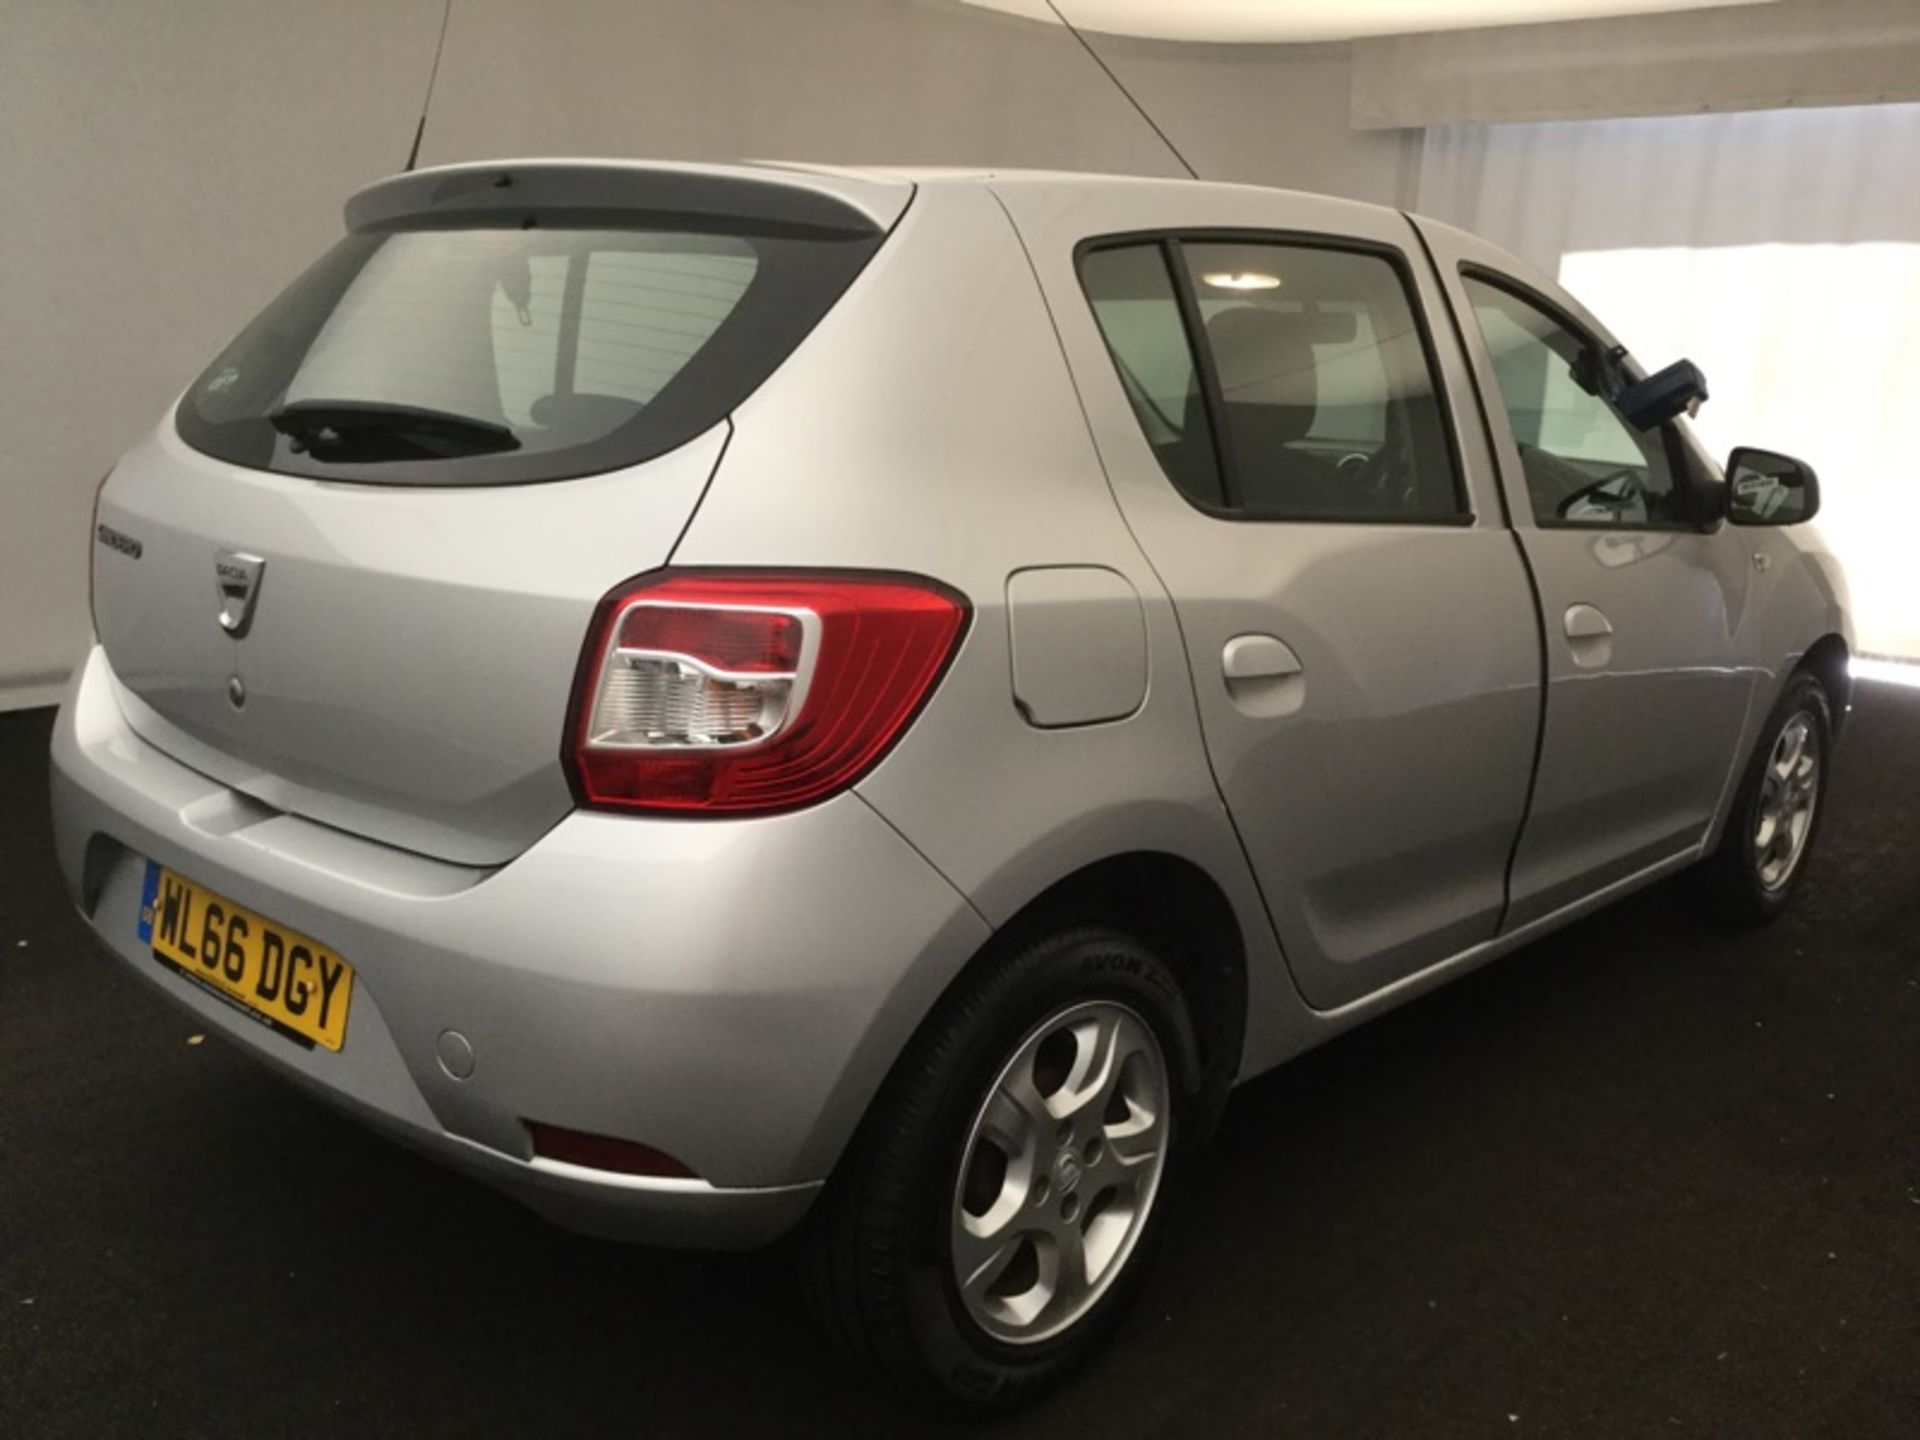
[1417,103,1920,661]
[1350,0,1920,130]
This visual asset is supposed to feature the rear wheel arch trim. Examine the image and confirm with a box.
[992,853,1245,1094]
[861,851,1251,1152]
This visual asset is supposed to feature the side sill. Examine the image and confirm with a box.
[1306,845,1703,1025]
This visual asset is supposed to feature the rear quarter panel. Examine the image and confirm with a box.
[670,183,1309,1079]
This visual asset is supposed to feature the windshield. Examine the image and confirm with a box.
[177,220,880,485]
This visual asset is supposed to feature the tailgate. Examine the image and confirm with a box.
[93,422,725,865]
[88,161,911,865]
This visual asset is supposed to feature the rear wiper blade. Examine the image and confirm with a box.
[267,399,520,460]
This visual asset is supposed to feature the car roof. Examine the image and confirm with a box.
[757,158,1397,212]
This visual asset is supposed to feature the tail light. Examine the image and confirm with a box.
[566,571,969,815]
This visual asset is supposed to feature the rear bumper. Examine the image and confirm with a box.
[50,647,990,1248]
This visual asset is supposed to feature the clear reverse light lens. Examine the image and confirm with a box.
[592,655,789,747]
[587,602,809,749]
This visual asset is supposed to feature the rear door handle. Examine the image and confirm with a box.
[1563,604,1614,641]
[1222,634,1305,717]
[1223,634,1303,680]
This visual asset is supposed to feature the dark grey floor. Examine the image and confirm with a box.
[2,686,1916,1439]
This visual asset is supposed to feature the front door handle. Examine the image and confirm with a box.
[1223,634,1303,681]
[1563,604,1614,641]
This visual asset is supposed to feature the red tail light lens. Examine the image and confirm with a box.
[566,571,970,815]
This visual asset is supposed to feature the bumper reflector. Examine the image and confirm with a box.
[527,1121,698,1180]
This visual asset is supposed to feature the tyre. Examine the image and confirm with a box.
[1698,671,1832,924]
[800,922,1201,1412]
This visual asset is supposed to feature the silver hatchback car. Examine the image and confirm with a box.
[53,160,1850,1408]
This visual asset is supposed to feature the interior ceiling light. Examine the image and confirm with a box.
[1202,271,1282,291]
[968,0,1781,45]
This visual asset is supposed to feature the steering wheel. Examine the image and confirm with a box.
[1341,442,1418,513]
[1556,467,1649,521]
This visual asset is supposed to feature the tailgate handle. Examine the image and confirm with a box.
[1223,634,1303,681]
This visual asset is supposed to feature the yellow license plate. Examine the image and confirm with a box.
[138,862,354,1052]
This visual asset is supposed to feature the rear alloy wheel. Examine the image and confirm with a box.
[1699,672,1832,924]
[951,1000,1171,1346]
[801,925,1198,1412]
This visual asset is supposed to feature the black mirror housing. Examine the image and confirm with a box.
[1617,359,1709,430]
[1726,447,1820,526]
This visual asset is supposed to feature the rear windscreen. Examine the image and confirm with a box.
[177,220,882,484]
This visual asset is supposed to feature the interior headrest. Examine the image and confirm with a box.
[1206,307,1319,410]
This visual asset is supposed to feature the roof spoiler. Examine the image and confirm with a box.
[345,160,912,238]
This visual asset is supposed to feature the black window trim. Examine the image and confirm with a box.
[1164,238,1242,511]
[1458,265,1716,536]
[1076,226,1477,529]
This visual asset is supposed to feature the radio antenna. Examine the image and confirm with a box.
[404,0,455,172]
[1043,0,1200,180]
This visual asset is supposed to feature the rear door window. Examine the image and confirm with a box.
[1080,237,1465,522]
[179,222,878,485]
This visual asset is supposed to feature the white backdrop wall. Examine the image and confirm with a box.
[0,0,1413,708]
[1353,0,1920,129]
[1418,104,1920,660]
[0,0,448,707]
[416,0,1420,193]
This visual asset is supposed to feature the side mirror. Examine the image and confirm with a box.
[1726,447,1820,526]
[1616,359,1709,430]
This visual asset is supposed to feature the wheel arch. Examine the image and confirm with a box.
[987,850,1249,1128]
[1798,632,1852,737]
[825,848,1254,1182]
[1706,630,1851,854]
